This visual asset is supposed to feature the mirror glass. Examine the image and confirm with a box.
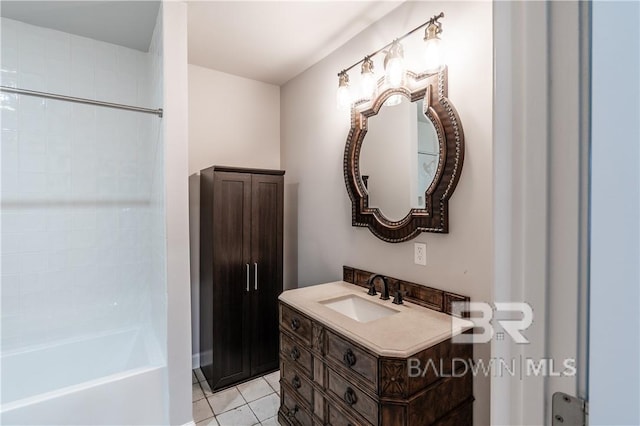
[359,95,439,221]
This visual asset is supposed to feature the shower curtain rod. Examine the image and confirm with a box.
[0,86,163,117]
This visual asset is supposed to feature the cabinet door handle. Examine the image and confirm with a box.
[245,264,250,292]
[290,346,300,361]
[254,262,258,290]
[286,405,299,418]
[343,348,356,368]
[291,318,300,330]
[292,375,301,389]
[344,387,358,406]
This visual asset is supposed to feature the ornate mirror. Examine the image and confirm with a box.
[344,68,464,242]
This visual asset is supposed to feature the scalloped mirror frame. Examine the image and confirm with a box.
[343,67,465,242]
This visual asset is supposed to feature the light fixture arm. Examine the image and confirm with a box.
[336,12,444,77]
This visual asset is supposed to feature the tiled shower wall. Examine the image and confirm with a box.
[0,17,165,355]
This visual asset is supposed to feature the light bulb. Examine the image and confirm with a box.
[360,57,377,100]
[384,40,405,88]
[424,22,445,73]
[336,72,352,110]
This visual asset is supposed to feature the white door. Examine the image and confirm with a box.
[492,1,639,424]
[589,1,640,425]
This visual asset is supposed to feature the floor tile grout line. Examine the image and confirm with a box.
[194,369,280,423]
[202,385,217,422]
[265,380,279,394]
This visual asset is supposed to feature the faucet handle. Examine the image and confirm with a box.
[366,274,378,296]
[392,290,406,305]
[367,283,377,296]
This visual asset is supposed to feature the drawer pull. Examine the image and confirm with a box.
[343,348,357,367]
[287,405,299,418]
[291,318,300,330]
[344,387,358,406]
[290,346,300,361]
[291,375,301,389]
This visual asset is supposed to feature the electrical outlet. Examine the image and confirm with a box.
[414,243,427,266]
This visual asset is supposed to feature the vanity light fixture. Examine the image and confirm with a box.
[360,56,377,100]
[335,12,445,109]
[423,19,445,73]
[384,40,405,88]
[336,71,351,110]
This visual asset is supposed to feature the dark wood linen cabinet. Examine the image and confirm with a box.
[199,166,284,391]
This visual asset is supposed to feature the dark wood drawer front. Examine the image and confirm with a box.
[328,404,360,426]
[281,386,313,426]
[432,399,473,426]
[327,368,378,426]
[281,304,312,346]
[282,360,313,407]
[409,373,473,425]
[281,333,313,377]
[326,331,377,390]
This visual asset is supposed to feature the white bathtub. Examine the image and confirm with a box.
[0,328,168,425]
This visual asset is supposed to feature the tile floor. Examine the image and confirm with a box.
[192,368,281,426]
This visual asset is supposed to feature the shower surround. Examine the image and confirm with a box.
[1,10,167,425]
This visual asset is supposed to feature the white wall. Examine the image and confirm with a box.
[188,64,280,175]
[187,63,281,366]
[280,2,493,424]
[162,2,192,425]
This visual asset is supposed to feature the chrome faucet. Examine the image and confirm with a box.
[367,274,390,300]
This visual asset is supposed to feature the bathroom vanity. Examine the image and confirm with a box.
[277,267,474,426]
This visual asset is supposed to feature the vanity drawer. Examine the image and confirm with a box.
[282,360,313,408]
[327,368,378,426]
[281,386,314,426]
[281,303,313,346]
[327,404,362,426]
[281,332,313,378]
[326,331,378,391]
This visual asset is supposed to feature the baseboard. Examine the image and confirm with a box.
[181,421,196,426]
[192,353,200,369]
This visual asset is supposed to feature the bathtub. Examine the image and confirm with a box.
[0,327,167,425]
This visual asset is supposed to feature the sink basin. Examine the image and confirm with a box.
[319,294,399,323]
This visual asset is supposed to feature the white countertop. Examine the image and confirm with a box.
[279,281,473,357]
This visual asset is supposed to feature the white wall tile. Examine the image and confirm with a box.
[47,59,71,95]
[19,72,46,92]
[1,130,19,172]
[1,20,19,74]
[1,274,21,317]
[1,254,21,275]
[19,232,49,253]
[19,172,47,194]
[95,68,119,103]
[0,16,165,359]
[47,209,72,232]
[19,210,48,232]
[47,229,71,251]
[94,41,118,73]
[19,30,47,75]
[2,233,22,254]
[19,252,48,274]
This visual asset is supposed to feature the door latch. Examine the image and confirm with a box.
[552,392,588,425]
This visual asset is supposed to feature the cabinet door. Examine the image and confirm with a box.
[250,173,283,375]
[209,171,252,389]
